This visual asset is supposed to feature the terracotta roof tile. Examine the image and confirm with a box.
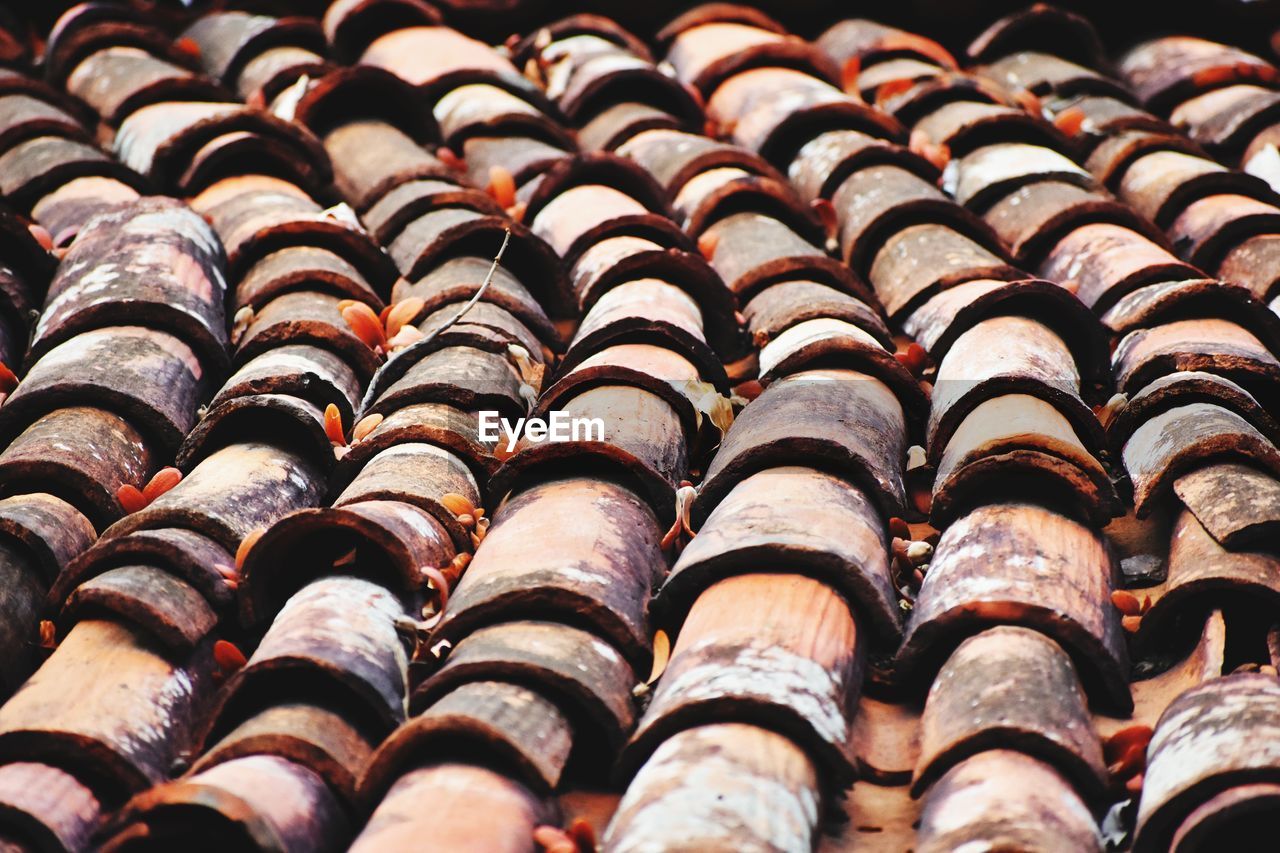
[0,2,1277,849]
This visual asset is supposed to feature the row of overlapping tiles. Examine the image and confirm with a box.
[819,8,1280,851]
[0,2,1274,851]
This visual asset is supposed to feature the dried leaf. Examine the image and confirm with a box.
[388,325,425,350]
[352,413,383,442]
[421,565,450,617]
[235,528,265,571]
[840,56,862,92]
[385,297,425,338]
[672,379,734,437]
[342,302,389,351]
[229,305,254,346]
[1054,106,1087,136]
[659,484,698,552]
[213,639,247,674]
[116,484,147,513]
[323,403,346,446]
[507,344,545,394]
[27,223,53,252]
[1104,725,1153,764]
[272,74,310,121]
[487,166,517,209]
[321,201,362,229]
[647,630,671,685]
[568,818,598,853]
[696,231,718,259]
[533,825,576,853]
[440,493,476,517]
[142,467,182,503]
[1111,590,1142,616]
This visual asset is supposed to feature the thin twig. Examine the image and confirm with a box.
[417,228,511,348]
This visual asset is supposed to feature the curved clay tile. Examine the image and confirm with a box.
[237,500,455,626]
[333,443,480,544]
[834,163,1001,275]
[1109,369,1280,453]
[897,500,1130,712]
[1122,402,1280,517]
[577,101,687,152]
[175,393,335,472]
[61,564,216,653]
[1112,317,1280,399]
[927,315,1103,461]
[364,679,572,795]
[1174,460,1280,549]
[1083,127,1200,189]
[181,12,325,88]
[666,21,839,97]
[1134,673,1280,852]
[1168,193,1280,270]
[695,369,907,522]
[607,723,821,852]
[1219,232,1280,301]
[913,625,1106,799]
[0,761,100,852]
[818,19,955,76]
[362,345,525,422]
[113,101,330,192]
[755,317,925,415]
[744,278,891,348]
[915,750,1104,853]
[30,197,227,373]
[981,52,1127,101]
[0,94,90,155]
[1117,149,1276,227]
[349,762,548,853]
[52,527,236,618]
[0,618,209,797]
[1039,222,1202,313]
[191,701,375,808]
[102,442,326,552]
[701,210,870,303]
[657,464,901,646]
[431,475,663,670]
[1136,507,1280,651]
[1119,37,1280,113]
[948,142,1095,211]
[0,406,156,529]
[328,402,495,490]
[322,0,442,61]
[215,575,412,741]
[966,3,1107,68]
[537,345,703,443]
[213,344,364,425]
[931,393,1117,525]
[868,222,1021,320]
[235,290,382,382]
[789,127,935,204]
[984,181,1165,268]
[622,573,863,786]
[912,100,1071,158]
[103,754,349,852]
[1,326,209,455]
[0,136,147,211]
[65,47,226,126]
[411,619,636,751]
